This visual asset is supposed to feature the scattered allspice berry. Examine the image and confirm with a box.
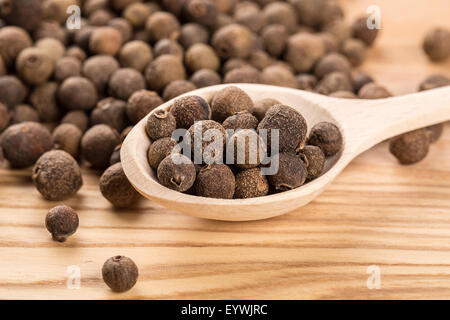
[89,26,123,56]
[284,33,325,73]
[153,38,184,60]
[261,24,287,57]
[54,56,81,82]
[145,54,186,92]
[389,129,430,165]
[185,43,220,72]
[212,24,253,59]
[0,102,10,132]
[211,86,253,121]
[0,122,53,168]
[157,153,196,192]
[179,22,209,49]
[102,255,139,293]
[119,40,153,73]
[190,69,221,88]
[100,163,141,208]
[62,110,89,133]
[0,75,28,109]
[147,137,178,170]
[126,90,163,124]
[35,38,65,64]
[422,27,450,62]
[32,150,83,201]
[308,122,343,157]
[171,95,211,129]
[82,55,119,94]
[145,11,180,42]
[11,104,39,124]
[260,65,298,89]
[90,97,128,132]
[16,47,53,85]
[58,77,98,111]
[314,53,352,79]
[297,145,326,181]
[224,66,261,84]
[341,38,367,67]
[81,124,120,169]
[234,168,269,199]
[146,109,177,141]
[0,0,42,31]
[195,164,235,199]
[162,80,197,101]
[315,71,353,95]
[267,152,307,191]
[52,123,83,158]
[29,82,60,122]
[358,82,392,99]
[183,0,218,27]
[45,205,79,242]
[0,26,32,67]
[108,68,146,101]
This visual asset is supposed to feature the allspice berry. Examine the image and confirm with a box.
[314,53,352,79]
[58,77,98,111]
[0,122,53,168]
[297,74,318,91]
[389,129,430,165]
[423,27,450,62]
[54,56,81,82]
[297,145,325,181]
[0,26,32,67]
[110,144,121,166]
[102,255,139,293]
[157,153,196,192]
[171,95,211,129]
[228,129,266,169]
[285,33,325,73]
[109,18,133,43]
[316,72,353,95]
[308,122,343,157]
[32,150,83,201]
[341,38,367,67]
[16,47,53,85]
[52,123,83,158]
[418,74,450,91]
[190,69,221,88]
[257,104,308,153]
[351,15,378,46]
[224,66,261,84]
[261,24,287,57]
[123,2,153,28]
[222,111,259,130]
[108,68,146,101]
[262,2,297,33]
[119,40,153,72]
[45,205,79,242]
[153,39,184,60]
[0,75,28,109]
[145,11,180,42]
[99,163,141,208]
[267,152,307,191]
[62,111,89,133]
[82,55,120,94]
[35,38,65,64]
[261,65,298,89]
[90,98,128,132]
[234,168,269,199]
[162,80,197,101]
[233,2,264,33]
[29,82,60,122]
[81,124,120,169]
[145,55,186,92]
[147,137,178,170]
[11,104,39,124]
[66,46,87,62]
[0,102,10,132]
[252,98,280,121]
[358,82,392,99]
[195,164,235,199]
[127,90,163,124]
[352,71,373,93]
[185,43,220,72]
[89,26,123,56]
[0,0,42,31]
[179,22,209,49]
[212,24,253,59]
[329,91,357,99]
[188,120,226,164]
[146,109,177,141]
[211,86,253,122]
[182,0,218,27]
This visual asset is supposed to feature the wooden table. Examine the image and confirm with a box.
[1,0,450,299]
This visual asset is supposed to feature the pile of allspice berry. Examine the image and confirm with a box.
[0,0,449,293]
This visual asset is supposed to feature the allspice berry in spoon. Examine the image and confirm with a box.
[188,120,227,164]
[212,24,253,59]
[102,255,139,293]
[252,98,280,121]
[100,163,141,208]
[108,68,146,101]
[0,102,10,132]
[90,97,128,132]
[0,122,53,168]
[234,168,269,199]
[16,47,53,85]
[32,150,83,201]
[52,123,82,158]
[358,82,392,99]
[81,124,120,169]
[257,104,308,153]
[195,164,235,199]
[171,95,211,129]
[146,109,177,141]
[126,90,163,124]
[228,129,266,169]
[389,129,430,165]
[58,77,98,111]
[0,75,28,109]
[222,111,259,130]
[211,86,253,122]
[148,137,178,170]
[422,27,450,62]
[308,122,343,157]
[89,26,122,56]
[45,205,79,242]
[297,145,325,181]
[145,54,186,92]
[157,153,196,192]
[267,152,307,191]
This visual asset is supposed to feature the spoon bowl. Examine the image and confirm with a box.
[121,84,450,221]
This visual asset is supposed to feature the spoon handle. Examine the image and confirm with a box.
[327,86,450,155]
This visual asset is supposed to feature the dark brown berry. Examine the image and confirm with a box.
[195,164,235,198]
[222,111,259,130]
[423,27,450,62]
[11,104,39,124]
[58,77,98,111]
[389,129,430,165]
[296,74,317,91]
[316,72,353,95]
[153,39,184,60]
[285,33,325,73]
[314,53,352,79]
[52,124,82,158]
[297,145,325,181]
[267,152,307,191]
[100,162,141,208]
[0,122,53,168]
[188,120,226,164]
[234,168,269,199]
[352,71,373,93]
[32,150,83,201]
[145,55,186,92]
[119,40,153,72]
[90,98,128,132]
[127,90,164,124]
[261,24,287,57]
[157,153,196,192]
[145,11,180,42]
[308,122,343,157]
[110,144,121,166]
[0,26,32,67]
[29,82,60,122]
[162,80,197,101]
[54,56,81,82]
[81,124,120,169]
[212,24,253,59]
[211,86,253,122]
[351,16,378,46]
[146,109,177,141]
[183,0,218,27]
[252,98,280,121]
[147,137,178,170]
[102,255,139,293]
[0,75,27,109]
[16,47,53,85]
[62,111,89,133]
[89,26,123,56]
[108,68,146,101]
[82,55,120,94]
[224,66,261,84]
[45,205,79,242]
[358,82,392,99]
[228,129,266,169]
[190,69,221,88]
[0,0,42,31]
[179,23,210,49]
[171,95,211,129]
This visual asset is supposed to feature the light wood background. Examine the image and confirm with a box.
[0,0,450,299]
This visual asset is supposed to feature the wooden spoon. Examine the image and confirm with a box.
[121,84,450,221]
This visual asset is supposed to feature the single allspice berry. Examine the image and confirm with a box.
[162,80,197,101]
[145,55,186,92]
[119,40,153,72]
[0,0,42,31]
[89,26,123,56]
[147,137,178,170]
[81,124,121,169]
[228,129,266,169]
[146,109,177,141]
[182,0,218,27]
[153,39,184,60]
[145,11,180,42]
[358,82,392,99]
[58,77,98,111]
[185,43,220,72]
[35,38,65,64]
[102,255,139,293]
[308,122,343,157]
[284,33,326,73]
[62,111,89,133]
[389,129,430,165]
[0,26,32,67]
[188,120,227,164]
[157,153,196,192]
[29,82,60,122]
[108,68,146,101]
[252,98,280,121]
[341,38,367,67]
[262,1,297,33]
[82,55,120,94]
[222,111,259,131]
[422,27,450,62]
[351,15,379,46]
[212,24,253,59]
[260,65,298,89]
[0,75,28,109]
[297,145,326,181]
[10,104,39,124]
[315,72,353,95]
[54,56,81,82]
[261,24,287,57]
[0,122,53,168]
[100,163,141,208]
[267,152,307,191]
[52,123,83,158]
[190,69,221,88]
[257,104,308,153]
[32,150,83,201]
[211,86,253,122]
[16,47,54,85]
[195,164,235,199]
[179,22,209,49]
[314,53,352,79]
[224,66,261,84]
[127,90,164,124]
[234,168,269,199]
[171,95,212,129]
[45,205,79,242]
[90,97,128,132]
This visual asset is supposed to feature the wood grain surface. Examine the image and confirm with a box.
[0,0,450,299]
